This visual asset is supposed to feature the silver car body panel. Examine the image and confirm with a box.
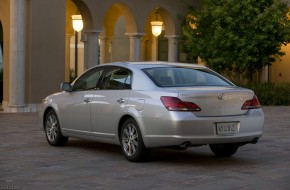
[40,62,264,148]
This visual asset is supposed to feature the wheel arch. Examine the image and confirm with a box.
[42,106,56,127]
[118,114,145,142]
[118,114,133,141]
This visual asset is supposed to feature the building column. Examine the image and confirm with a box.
[128,34,143,61]
[81,30,100,70]
[8,0,26,112]
[99,36,106,64]
[166,35,179,62]
[65,34,72,81]
[141,38,146,61]
[259,66,269,82]
[151,35,158,61]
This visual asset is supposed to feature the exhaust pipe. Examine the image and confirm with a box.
[250,137,259,144]
[180,141,192,149]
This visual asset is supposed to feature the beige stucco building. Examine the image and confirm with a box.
[270,44,290,82]
[0,0,289,112]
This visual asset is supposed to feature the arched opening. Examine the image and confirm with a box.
[144,7,177,62]
[144,10,164,61]
[66,0,85,81]
[66,0,95,80]
[0,20,3,106]
[102,3,138,63]
[112,16,130,62]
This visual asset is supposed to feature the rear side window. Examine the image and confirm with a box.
[142,67,232,87]
[100,67,132,90]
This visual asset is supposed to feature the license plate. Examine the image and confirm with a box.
[216,122,238,135]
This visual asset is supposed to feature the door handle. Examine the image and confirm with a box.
[84,98,91,103]
[117,98,125,104]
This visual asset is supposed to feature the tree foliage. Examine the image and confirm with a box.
[181,0,290,83]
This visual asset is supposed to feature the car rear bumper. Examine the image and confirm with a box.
[143,133,262,148]
[140,109,264,148]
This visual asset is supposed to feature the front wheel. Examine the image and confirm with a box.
[120,118,151,162]
[44,109,68,146]
[209,144,239,157]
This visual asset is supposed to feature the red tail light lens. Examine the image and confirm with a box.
[241,95,261,110]
[160,96,201,111]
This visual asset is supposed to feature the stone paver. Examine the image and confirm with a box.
[0,106,290,190]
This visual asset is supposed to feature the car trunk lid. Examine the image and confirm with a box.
[167,86,254,117]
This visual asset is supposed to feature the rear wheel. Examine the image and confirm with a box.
[120,118,151,162]
[209,144,239,157]
[44,110,68,146]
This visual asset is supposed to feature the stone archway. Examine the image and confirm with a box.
[158,8,179,62]
[66,0,94,80]
[101,3,140,63]
[144,7,178,62]
[70,0,93,31]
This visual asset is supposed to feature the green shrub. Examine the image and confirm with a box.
[241,82,290,105]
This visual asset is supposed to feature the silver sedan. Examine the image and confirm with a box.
[40,62,264,162]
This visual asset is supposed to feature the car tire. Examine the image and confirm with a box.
[209,144,239,157]
[44,109,68,146]
[120,118,151,162]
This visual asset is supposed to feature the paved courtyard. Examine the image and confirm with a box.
[0,106,290,190]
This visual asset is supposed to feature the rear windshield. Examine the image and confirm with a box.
[142,67,232,87]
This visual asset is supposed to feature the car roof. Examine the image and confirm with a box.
[99,61,207,70]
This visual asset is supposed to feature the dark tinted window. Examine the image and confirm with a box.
[72,67,104,91]
[100,67,132,90]
[143,67,232,87]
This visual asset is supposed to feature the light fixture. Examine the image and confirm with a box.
[71,14,83,78]
[151,10,163,37]
[71,14,83,32]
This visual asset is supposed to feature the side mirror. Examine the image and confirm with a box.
[60,82,72,92]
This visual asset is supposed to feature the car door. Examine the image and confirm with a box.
[90,66,132,138]
[60,67,105,133]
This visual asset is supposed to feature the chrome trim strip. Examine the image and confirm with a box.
[62,128,115,138]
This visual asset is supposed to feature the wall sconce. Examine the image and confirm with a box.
[151,11,163,37]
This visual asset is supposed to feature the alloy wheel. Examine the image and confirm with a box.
[122,123,139,157]
[46,114,58,142]
[120,118,151,162]
[44,110,68,146]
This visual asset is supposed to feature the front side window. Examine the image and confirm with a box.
[143,67,232,87]
[100,67,132,90]
[72,67,105,91]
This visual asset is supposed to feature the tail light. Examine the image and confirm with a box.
[241,95,261,110]
[160,96,201,111]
